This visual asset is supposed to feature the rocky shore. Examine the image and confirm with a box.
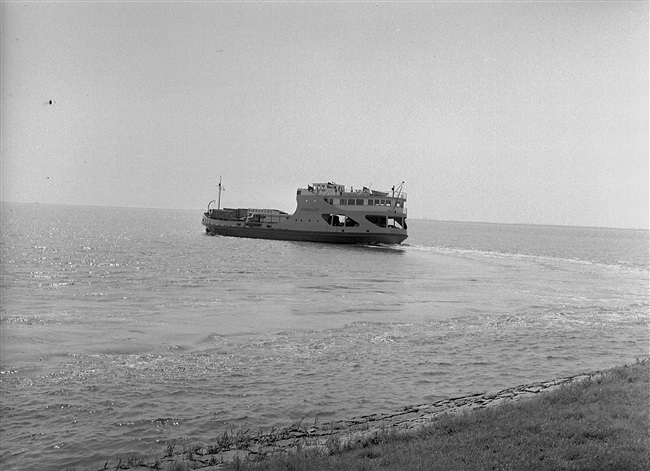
[102,368,607,471]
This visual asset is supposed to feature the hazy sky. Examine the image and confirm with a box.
[1,1,648,228]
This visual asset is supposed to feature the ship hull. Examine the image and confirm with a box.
[203,222,407,245]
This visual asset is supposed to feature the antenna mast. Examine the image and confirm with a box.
[217,177,223,210]
[391,181,405,212]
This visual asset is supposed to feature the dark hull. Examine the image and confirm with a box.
[204,225,407,245]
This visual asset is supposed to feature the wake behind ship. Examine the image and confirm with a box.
[202,182,408,244]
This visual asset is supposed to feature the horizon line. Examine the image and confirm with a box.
[2,199,647,232]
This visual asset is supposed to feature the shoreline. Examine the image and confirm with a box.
[87,367,614,470]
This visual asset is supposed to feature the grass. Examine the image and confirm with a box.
[68,360,649,471]
[227,360,649,471]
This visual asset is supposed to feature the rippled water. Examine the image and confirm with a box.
[1,203,648,470]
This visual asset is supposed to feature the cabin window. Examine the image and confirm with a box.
[321,214,359,227]
[348,199,356,205]
[339,199,347,205]
[365,215,387,227]
[346,218,360,227]
[356,199,364,205]
[368,199,375,206]
[387,217,406,229]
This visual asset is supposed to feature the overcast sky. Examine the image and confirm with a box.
[1,1,647,228]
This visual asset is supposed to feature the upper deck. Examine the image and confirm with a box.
[298,182,407,215]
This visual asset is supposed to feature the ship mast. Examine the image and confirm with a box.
[217,177,223,210]
[391,181,405,212]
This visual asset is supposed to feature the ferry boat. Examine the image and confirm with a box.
[202,181,408,244]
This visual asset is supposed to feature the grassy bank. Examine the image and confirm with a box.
[230,360,649,471]
[76,360,649,471]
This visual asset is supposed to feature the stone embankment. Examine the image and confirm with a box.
[109,370,606,470]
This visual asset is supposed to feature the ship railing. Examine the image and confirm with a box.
[346,189,407,199]
[348,190,407,201]
[303,187,407,201]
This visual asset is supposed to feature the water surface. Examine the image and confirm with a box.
[1,203,648,470]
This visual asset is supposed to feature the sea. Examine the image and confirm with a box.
[1,202,648,471]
